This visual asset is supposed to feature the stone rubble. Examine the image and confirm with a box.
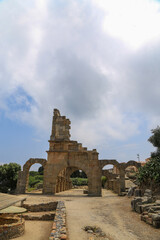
[131,189,160,228]
[49,201,67,240]
[83,225,107,239]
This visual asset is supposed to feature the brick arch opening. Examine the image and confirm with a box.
[99,159,121,171]
[99,160,127,194]
[124,160,141,170]
[24,158,47,193]
[55,166,88,194]
[16,158,47,194]
[102,164,119,180]
[23,158,47,172]
[124,160,141,180]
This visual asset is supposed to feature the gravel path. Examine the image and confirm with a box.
[56,189,160,240]
[17,189,160,240]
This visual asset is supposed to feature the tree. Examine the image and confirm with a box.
[137,156,160,191]
[137,126,160,192]
[148,126,160,157]
[70,170,87,178]
[38,166,44,175]
[0,163,21,193]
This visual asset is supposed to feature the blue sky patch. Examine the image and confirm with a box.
[6,87,35,112]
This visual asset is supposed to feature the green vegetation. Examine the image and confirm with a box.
[70,170,88,187]
[71,178,88,186]
[137,156,160,187]
[137,126,160,191]
[148,125,160,157]
[0,163,21,193]
[38,166,44,175]
[70,170,87,178]
[101,176,107,188]
[28,171,43,190]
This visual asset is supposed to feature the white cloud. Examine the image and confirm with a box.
[92,0,160,49]
[0,0,160,155]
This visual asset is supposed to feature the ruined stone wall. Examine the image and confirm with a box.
[0,215,25,240]
[16,109,141,197]
[50,109,71,141]
[22,202,57,212]
[49,201,67,240]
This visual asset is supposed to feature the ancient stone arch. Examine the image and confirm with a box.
[123,160,141,170]
[43,145,101,196]
[16,158,47,194]
[99,159,141,193]
[16,109,102,196]
[16,109,141,196]
[99,159,121,170]
[23,158,47,171]
[55,166,88,193]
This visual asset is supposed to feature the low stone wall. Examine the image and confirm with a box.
[49,201,67,240]
[131,189,160,228]
[0,215,25,240]
[22,201,58,212]
[23,213,55,221]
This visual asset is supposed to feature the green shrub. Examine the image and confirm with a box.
[137,156,160,189]
[101,176,107,188]
[29,171,39,177]
[0,163,21,193]
[35,175,43,181]
[28,172,43,188]
[71,178,88,186]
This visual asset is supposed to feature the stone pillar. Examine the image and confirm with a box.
[56,177,61,193]
[16,171,28,194]
[63,179,66,191]
[61,178,64,191]
[55,179,59,193]
[87,170,102,197]
[59,178,62,192]
[119,169,125,195]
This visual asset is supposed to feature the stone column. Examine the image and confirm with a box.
[119,169,125,195]
[16,171,28,194]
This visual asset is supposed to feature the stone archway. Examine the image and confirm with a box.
[99,159,120,170]
[44,150,101,196]
[16,109,142,197]
[99,159,123,194]
[55,166,88,193]
[16,158,47,194]
[99,159,141,194]
[124,160,141,170]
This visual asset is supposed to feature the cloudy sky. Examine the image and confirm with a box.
[0,0,160,168]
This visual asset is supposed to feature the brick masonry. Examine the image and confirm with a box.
[16,109,141,196]
[49,201,67,240]
[22,201,58,212]
[0,215,25,240]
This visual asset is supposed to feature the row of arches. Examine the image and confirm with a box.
[16,158,141,195]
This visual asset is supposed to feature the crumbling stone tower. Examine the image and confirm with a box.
[50,109,71,141]
[16,109,102,196]
[43,109,102,196]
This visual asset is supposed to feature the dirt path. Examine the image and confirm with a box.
[16,221,52,240]
[17,189,160,240]
[56,189,160,240]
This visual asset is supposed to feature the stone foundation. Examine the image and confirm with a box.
[49,201,67,240]
[0,215,25,240]
[23,213,55,221]
[22,201,58,212]
[131,189,160,228]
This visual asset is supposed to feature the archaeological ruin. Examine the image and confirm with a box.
[16,109,140,196]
